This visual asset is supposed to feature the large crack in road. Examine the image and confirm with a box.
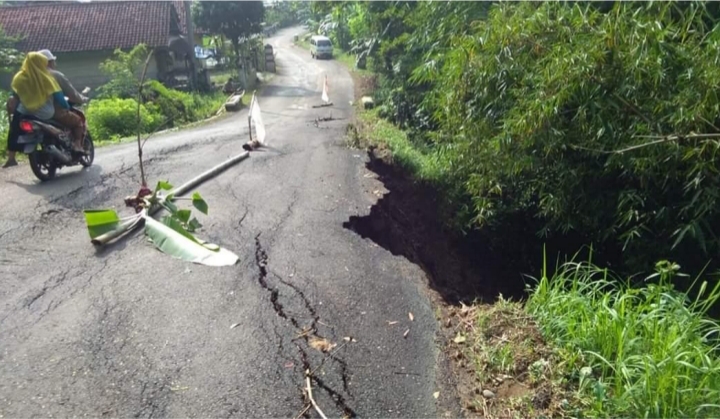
[254,233,357,418]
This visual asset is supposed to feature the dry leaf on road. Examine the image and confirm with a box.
[403,329,410,338]
[433,391,440,399]
[387,321,398,325]
[230,323,240,329]
[343,336,357,342]
[408,312,414,321]
[309,337,337,353]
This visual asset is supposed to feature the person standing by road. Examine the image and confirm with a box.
[2,94,21,168]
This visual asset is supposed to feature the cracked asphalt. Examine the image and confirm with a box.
[0,28,456,418]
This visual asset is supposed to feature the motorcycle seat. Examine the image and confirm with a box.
[20,115,68,130]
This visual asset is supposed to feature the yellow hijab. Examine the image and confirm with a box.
[11,52,60,112]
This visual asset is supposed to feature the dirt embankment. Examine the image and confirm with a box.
[342,69,573,417]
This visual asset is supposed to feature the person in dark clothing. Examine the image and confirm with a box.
[3,96,21,168]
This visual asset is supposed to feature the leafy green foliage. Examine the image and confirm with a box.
[142,80,225,127]
[265,0,307,28]
[89,81,224,143]
[0,25,20,75]
[192,192,208,215]
[0,25,20,158]
[97,44,150,99]
[343,1,720,274]
[85,98,162,142]
[194,1,264,62]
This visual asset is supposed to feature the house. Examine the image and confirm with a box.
[0,1,197,90]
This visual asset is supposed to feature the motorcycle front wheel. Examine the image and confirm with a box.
[80,132,95,168]
[29,151,57,181]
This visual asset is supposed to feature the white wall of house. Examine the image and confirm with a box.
[0,49,160,92]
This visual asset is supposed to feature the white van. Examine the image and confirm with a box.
[310,35,333,59]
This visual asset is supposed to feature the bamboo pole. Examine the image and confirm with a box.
[165,151,250,201]
[92,151,250,246]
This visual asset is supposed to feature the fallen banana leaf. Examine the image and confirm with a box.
[84,209,121,239]
[143,215,238,266]
[160,216,218,251]
[90,215,143,246]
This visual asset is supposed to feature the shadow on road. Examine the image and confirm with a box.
[6,165,102,197]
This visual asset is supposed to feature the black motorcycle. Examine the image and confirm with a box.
[15,99,95,181]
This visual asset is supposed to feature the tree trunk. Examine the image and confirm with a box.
[231,38,247,89]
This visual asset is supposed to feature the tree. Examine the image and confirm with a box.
[265,0,304,28]
[193,1,264,86]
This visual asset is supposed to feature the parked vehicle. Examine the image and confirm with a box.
[16,92,95,181]
[310,35,333,59]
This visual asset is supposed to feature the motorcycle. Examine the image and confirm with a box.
[16,88,95,181]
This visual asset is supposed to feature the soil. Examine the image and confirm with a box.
[441,302,572,418]
[343,141,526,305]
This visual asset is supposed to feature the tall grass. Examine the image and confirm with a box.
[526,258,720,418]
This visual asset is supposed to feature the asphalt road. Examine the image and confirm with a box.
[0,28,455,418]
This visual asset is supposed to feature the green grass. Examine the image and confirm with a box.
[456,259,720,418]
[354,108,445,182]
[525,259,720,418]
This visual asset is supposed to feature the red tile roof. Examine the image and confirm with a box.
[0,1,182,53]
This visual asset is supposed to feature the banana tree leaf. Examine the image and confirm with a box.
[144,216,238,266]
[192,192,208,214]
[156,180,173,192]
[84,209,121,239]
[176,209,192,224]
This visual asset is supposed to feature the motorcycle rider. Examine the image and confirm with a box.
[38,49,88,105]
[3,52,84,168]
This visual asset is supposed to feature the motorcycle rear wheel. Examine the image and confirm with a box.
[80,132,95,168]
[29,151,57,181]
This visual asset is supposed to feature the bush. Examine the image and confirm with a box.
[142,80,223,127]
[86,98,162,142]
[349,1,720,275]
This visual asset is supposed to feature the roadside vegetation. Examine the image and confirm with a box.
[86,44,226,143]
[316,1,720,415]
[447,258,720,418]
[0,26,20,157]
